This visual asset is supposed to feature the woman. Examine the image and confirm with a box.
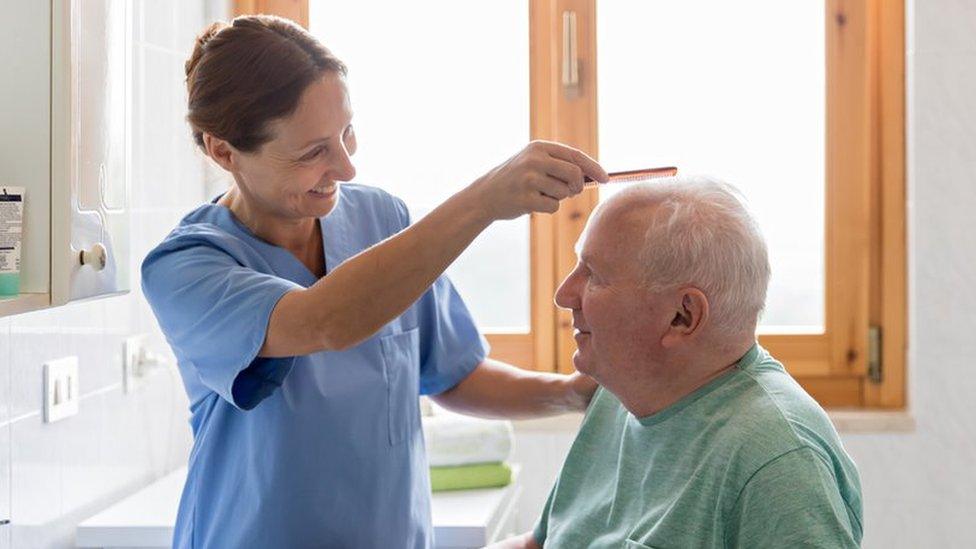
[142,15,608,549]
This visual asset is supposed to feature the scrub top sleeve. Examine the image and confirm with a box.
[416,274,490,396]
[390,196,412,231]
[142,244,302,410]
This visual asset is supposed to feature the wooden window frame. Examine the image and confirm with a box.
[241,0,906,409]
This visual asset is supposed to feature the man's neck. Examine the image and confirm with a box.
[616,338,755,419]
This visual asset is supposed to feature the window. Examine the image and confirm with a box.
[237,0,906,408]
[597,1,825,330]
[308,1,532,332]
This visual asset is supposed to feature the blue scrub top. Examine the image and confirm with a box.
[141,184,488,548]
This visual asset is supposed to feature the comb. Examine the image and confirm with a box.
[584,166,678,186]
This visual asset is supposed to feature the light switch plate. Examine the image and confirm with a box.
[123,334,147,394]
[43,356,79,423]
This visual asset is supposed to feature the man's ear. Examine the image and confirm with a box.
[202,133,238,173]
[661,288,709,348]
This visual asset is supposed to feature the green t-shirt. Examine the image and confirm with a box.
[534,344,863,548]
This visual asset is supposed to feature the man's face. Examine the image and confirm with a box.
[554,205,675,387]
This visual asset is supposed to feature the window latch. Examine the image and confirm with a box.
[868,325,882,383]
[561,11,580,93]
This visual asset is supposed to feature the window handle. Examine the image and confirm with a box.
[561,10,579,91]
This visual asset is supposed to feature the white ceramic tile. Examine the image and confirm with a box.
[177,132,207,208]
[0,422,10,549]
[141,0,178,51]
[144,368,191,476]
[0,320,10,424]
[132,210,179,272]
[103,294,136,337]
[172,51,206,211]
[9,415,62,547]
[57,299,105,332]
[131,0,144,45]
[60,391,108,516]
[62,329,118,397]
[914,0,976,54]
[8,328,65,419]
[99,389,158,493]
[7,305,62,331]
[130,43,147,208]
[135,47,179,211]
[177,0,207,59]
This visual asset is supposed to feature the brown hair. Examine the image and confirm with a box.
[185,15,347,153]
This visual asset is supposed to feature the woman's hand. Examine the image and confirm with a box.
[472,140,609,221]
[431,359,599,419]
[565,371,599,412]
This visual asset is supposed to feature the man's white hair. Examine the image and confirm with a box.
[608,175,771,337]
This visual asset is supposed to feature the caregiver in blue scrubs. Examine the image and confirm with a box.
[142,15,608,549]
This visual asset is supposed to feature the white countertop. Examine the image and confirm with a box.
[77,466,520,548]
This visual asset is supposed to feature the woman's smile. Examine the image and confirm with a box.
[308,182,338,198]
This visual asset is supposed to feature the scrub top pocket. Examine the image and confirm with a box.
[380,328,421,446]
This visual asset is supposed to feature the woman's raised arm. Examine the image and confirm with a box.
[260,141,607,356]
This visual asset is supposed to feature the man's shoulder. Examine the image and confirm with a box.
[715,348,852,475]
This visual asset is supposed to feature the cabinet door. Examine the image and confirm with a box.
[51,0,131,304]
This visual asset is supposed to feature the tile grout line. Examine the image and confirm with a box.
[0,383,123,429]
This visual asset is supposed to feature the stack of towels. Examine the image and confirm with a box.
[422,404,515,492]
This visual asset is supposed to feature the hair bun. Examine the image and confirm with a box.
[185,21,229,80]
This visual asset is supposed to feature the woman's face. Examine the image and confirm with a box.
[233,72,357,220]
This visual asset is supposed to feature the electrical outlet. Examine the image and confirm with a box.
[43,356,79,423]
[123,334,147,394]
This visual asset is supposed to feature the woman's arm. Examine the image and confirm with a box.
[260,141,607,356]
[431,359,598,419]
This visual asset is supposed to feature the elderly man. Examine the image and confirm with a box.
[494,177,863,548]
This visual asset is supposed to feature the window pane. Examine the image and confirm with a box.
[310,1,530,331]
[597,1,825,330]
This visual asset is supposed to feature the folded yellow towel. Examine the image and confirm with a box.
[429,463,512,492]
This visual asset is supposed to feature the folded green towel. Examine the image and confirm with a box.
[430,462,512,492]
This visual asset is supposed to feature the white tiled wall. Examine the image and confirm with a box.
[0,1,215,546]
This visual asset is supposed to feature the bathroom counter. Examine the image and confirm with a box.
[76,466,521,548]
